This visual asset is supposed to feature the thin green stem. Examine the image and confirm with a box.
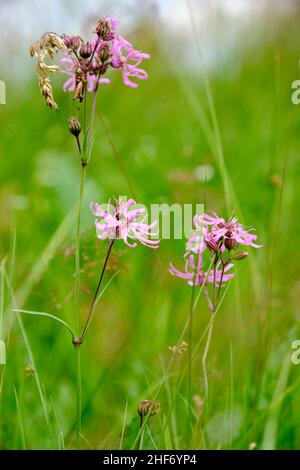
[73,80,101,450]
[187,277,196,447]
[74,344,82,449]
[202,315,215,400]
[80,239,115,342]
[137,416,144,450]
[73,86,88,451]
[74,163,87,334]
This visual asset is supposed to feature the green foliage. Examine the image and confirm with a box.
[0,11,300,450]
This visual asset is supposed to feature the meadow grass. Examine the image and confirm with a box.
[0,10,300,450]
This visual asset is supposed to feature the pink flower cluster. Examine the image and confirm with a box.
[170,255,234,287]
[90,198,160,249]
[169,211,262,293]
[61,16,150,97]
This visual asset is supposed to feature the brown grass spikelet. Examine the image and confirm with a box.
[30,32,65,109]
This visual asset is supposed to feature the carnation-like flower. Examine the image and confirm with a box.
[90,198,160,249]
[110,36,150,88]
[61,58,110,94]
[30,16,150,107]
[195,212,262,249]
[60,16,150,98]
[169,254,234,287]
[169,210,262,312]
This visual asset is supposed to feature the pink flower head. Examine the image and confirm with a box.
[185,219,225,257]
[169,255,234,287]
[196,212,262,249]
[60,16,150,96]
[111,35,150,88]
[90,198,160,249]
[60,58,110,93]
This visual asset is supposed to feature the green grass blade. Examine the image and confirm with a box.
[14,387,26,450]
[13,309,74,340]
[261,353,292,450]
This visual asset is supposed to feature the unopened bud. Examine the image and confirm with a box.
[80,42,93,58]
[151,401,161,416]
[225,237,238,251]
[68,117,81,137]
[61,34,81,50]
[138,400,152,417]
[137,400,160,418]
[233,251,248,261]
[95,17,113,40]
[206,238,219,253]
[99,44,110,62]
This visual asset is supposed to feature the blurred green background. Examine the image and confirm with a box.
[1,0,300,450]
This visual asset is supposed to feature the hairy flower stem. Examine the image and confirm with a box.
[80,239,115,342]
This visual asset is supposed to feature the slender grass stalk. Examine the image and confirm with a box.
[161,284,230,440]
[14,387,26,450]
[132,261,215,450]
[202,315,215,400]
[4,269,52,432]
[97,111,137,199]
[119,400,128,450]
[51,396,66,450]
[137,415,144,450]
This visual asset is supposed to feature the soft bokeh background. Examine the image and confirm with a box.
[1,0,300,450]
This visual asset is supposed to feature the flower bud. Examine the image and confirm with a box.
[151,401,161,416]
[68,117,81,137]
[138,400,152,417]
[137,400,161,418]
[95,17,113,40]
[233,251,248,261]
[61,34,81,50]
[205,238,219,253]
[80,42,93,58]
[225,237,238,251]
[99,44,110,62]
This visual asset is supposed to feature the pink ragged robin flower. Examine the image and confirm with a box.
[195,212,262,249]
[169,254,234,287]
[110,35,150,88]
[169,210,262,313]
[90,198,160,249]
[60,16,150,98]
[61,57,110,93]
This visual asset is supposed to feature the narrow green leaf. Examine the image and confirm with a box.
[0,340,6,365]
[12,309,74,340]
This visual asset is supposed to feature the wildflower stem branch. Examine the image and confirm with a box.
[73,162,86,450]
[80,239,115,341]
[74,163,87,333]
